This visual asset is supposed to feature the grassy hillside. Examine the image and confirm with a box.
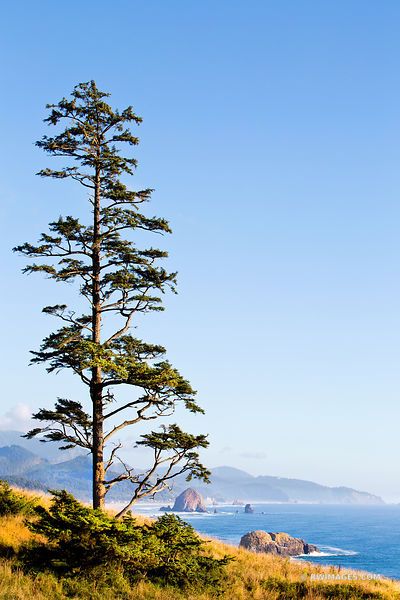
[0,486,399,600]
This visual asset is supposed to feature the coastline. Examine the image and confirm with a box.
[115,501,400,580]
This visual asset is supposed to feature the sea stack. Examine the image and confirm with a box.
[172,488,207,512]
[240,530,318,556]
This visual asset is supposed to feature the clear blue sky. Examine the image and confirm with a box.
[1,1,400,500]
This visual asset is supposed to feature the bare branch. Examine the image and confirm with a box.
[104,402,155,441]
[104,442,122,473]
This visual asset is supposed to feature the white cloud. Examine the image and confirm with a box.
[0,403,34,432]
[239,451,268,460]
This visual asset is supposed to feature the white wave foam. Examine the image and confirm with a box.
[154,510,234,518]
[161,511,217,518]
[299,546,358,557]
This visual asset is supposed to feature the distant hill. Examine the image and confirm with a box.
[192,466,384,505]
[0,447,170,502]
[0,445,46,475]
[194,466,287,502]
[27,455,93,499]
[0,430,83,463]
[0,444,384,505]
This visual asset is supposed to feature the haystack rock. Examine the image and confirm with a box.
[172,488,207,513]
[244,503,254,514]
[239,530,318,557]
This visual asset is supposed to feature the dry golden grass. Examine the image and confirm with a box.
[5,485,52,508]
[0,514,33,552]
[0,487,399,600]
[212,541,400,599]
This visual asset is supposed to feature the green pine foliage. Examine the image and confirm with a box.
[0,481,36,517]
[21,491,231,594]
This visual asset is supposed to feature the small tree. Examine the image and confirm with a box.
[14,81,209,515]
[0,480,36,516]
[23,490,231,592]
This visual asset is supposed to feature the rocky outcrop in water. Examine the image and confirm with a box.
[172,488,207,512]
[244,503,254,514]
[239,530,318,556]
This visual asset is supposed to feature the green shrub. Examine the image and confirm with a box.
[21,490,231,594]
[147,512,231,590]
[0,481,36,517]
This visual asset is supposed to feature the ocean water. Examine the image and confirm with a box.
[132,503,400,579]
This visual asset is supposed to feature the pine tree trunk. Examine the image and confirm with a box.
[91,164,105,510]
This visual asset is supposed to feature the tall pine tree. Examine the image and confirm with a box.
[14,81,209,515]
